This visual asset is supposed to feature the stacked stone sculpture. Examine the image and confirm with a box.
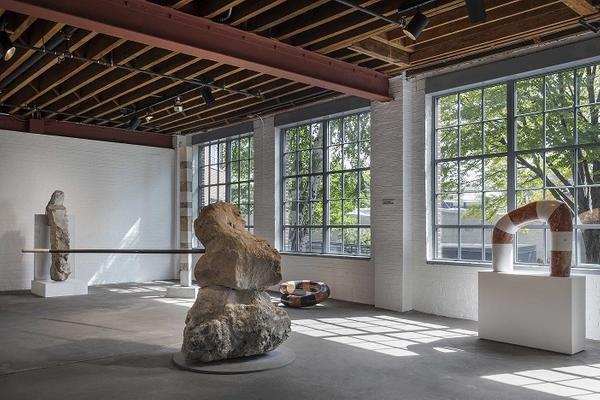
[46,190,71,281]
[181,202,291,362]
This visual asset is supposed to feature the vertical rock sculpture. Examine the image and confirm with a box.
[182,202,291,362]
[46,190,71,281]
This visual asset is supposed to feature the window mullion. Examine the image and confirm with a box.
[323,120,330,254]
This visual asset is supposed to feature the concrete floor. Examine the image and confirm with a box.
[1,282,600,400]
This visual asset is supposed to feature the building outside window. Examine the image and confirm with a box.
[433,62,600,268]
[282,111,371,256]
[198,133,254,232]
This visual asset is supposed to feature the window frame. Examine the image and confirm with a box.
[429,61,600,271]
[197,133,254,232]
[279,110,371,258]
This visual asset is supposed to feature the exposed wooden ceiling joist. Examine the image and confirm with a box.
[0,0,596,136]
[0,0,391,101]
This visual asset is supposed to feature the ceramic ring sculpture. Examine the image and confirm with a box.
[492,200,573,277]
[279,280,330,307]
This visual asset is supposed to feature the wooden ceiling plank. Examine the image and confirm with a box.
[411,6,581,64]
[0,20,64,82]
[245,0,329,33]
[84,62,240,123]
[22,43,151,116]
[227,0,286,26]
[61,54,199,120]
[0,0,390,100]
[122,75,285,128]
[164,84,325,132]
[348,37,409,65]
[561,0,598,15]
[392,0,561,50]
[196,0,246,19]
[411,9,578,66]
[7,36,126,110]
[0,30,97,102]
[20,0,204,117]
[8,14,35,40]
[270,0,380,41]
[44,50,179,118]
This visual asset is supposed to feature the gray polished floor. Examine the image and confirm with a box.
[1,281,599,400]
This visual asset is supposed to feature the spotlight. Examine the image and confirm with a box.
[403,11,429,40]
[128,116,141,130]
[144,114,153,123]
[173,96,184,112]
[201,86,215,105]
[0,31,16,61]
[465,0,486,23]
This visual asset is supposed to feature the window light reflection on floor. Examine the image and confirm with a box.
[292,315,476,357]
[483,364,600,399]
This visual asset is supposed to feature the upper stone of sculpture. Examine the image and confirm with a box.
[47,190,65,207]
[46,190,71,281]
[194,202,282,289]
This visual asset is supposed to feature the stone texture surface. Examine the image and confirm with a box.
[46,190,71,281]
[194,202,282,289]
[182,287,290,362]
[182,202,290,362]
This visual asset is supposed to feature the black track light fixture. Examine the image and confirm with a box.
[465,0,486,23]
[173,96,184,112]
[403,11,429,40]
[0,31,16,61]
[201,86,215,105]
[128,116,141,130]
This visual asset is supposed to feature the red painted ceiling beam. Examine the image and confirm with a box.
[0,0,392,101]
[0,115,173,148]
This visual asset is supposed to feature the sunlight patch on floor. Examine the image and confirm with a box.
[483,364,600,399]
[292,315,476,357]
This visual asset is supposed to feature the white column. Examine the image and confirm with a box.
[252,116,279,247]
[370,74,414,311]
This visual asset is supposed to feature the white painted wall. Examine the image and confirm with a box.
[0,129,176,291]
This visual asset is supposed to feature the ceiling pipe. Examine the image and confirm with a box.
[0,26,78,91]
[12,43,260,99]
[330,0,438,26]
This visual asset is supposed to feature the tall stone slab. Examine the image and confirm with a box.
[46,190,71,281]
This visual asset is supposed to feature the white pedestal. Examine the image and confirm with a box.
[166,285,199,298]
[478,271,585,354]
[31,279,88,297]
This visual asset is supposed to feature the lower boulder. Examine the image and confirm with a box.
[182,286,291,362]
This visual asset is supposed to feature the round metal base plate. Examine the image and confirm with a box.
[172,347,295,374]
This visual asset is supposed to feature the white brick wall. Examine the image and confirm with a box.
[370,76,407,311]
[0,129,176,291]
[253,116,278,245]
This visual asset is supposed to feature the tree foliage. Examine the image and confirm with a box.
[283,113,371,255]
[436,65,600,264]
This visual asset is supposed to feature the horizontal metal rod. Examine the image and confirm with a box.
[13,43,259,99]
[22,248,206,254]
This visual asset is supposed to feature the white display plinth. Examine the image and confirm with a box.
[166,285,199,298]
[478,271,585,354]
[31,279,88,297]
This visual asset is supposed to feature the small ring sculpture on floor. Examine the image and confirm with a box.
[279,280,330,307]
[492,200,573,277]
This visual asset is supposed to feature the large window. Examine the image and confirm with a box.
[282,112,371,256]
[433,62,600,268]
[198,133,254,231]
